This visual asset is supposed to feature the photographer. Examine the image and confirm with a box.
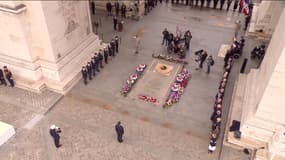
[49,124,62,148]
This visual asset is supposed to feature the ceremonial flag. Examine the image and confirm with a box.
[240,0,249,15]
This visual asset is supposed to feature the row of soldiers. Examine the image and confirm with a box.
[208,55,233,153]
[81,36,120,85]
[170,0,251,12]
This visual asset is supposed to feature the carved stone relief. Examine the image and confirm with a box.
[58,1,79,36]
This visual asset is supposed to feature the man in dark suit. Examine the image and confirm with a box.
[114,1,120,16]
[91,1,95,15]
[115,121,124,143]
[113,16,118,31]
[106,2,112,16]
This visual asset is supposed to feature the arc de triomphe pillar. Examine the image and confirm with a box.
[0,1,104,94]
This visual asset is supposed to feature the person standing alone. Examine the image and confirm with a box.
[49,124,62,148]
[206,55,214,74]
[115,121,124,143]
[162,28,169,46]
[113,16,118,31]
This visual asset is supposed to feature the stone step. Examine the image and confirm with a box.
[230,74,247,122]
[241,69,258,124]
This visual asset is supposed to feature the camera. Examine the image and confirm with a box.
[194,49,203,55]
[56,127,62,133]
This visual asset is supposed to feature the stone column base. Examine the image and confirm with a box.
[0,121,15,146]
[1,34,106,94]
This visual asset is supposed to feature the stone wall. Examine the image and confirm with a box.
[0,1,104,93]
[254,1,285,34]
[238,6,285,160]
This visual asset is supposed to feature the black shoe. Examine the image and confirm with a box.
[56,144,62,148]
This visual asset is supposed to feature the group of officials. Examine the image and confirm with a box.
[81,35,120,85]
[161,28,192,59]
[170,0,252,12]
[106,1,127,17]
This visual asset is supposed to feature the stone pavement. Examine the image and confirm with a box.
[0,86,62,115]
[0,2,263,160]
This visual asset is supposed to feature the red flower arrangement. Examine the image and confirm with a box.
[163,68,191,108]
[121,64,147,96]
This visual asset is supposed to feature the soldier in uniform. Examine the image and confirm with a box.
[0,68,7,86]
[110,40,116,56]
[91,57,96,76]
[189,0,194,6]
[104,47,109,64]
[195,0,199,6]
[86,62,92,80]
[114,35,120,53]
[206,0,212,8]
[226,0,233,11]
[200,0,205,8]
[244,15,251,31]
[213,0,219,9]
[94,53,100,72]
[108,44,113,57]
[186,0,189,5]
[98,50,104,68]
[220,0,226,10]
[81,66,88,85]
[121,3,127,18]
